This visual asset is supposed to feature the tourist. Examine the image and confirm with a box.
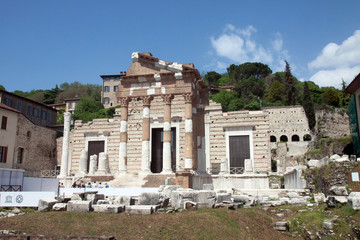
[86,182,92,188]
[59,183,64,188]
[98,182,103,188]
[72,182,77,188]
[105,183,109,188]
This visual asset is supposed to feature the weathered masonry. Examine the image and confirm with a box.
[60,52,271,189]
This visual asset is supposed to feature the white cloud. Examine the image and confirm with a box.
[309,66,360,88]
[210,25,288,73]
[308,30,360,87]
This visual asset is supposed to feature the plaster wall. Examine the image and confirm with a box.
[0,109,17,169]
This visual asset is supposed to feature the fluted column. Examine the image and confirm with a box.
[161,94,174,174]
[59,112,71,178]
[119,97,131,174]
[141,96,153,174]
[183,93,194,170]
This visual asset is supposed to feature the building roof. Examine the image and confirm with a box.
[0,89,57,112]
[0,103,20,114]
[346,72,360,94]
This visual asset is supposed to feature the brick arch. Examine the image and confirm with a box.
[291,135,300,142]
[280,135,288,142]
[270,135,277,142]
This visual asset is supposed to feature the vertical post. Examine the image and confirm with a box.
[119,97,131,174]
[59,112,71,178]
[141,96,153,174]
[161,94,174,174]
[183,93,194,170]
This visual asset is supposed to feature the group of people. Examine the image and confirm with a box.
[71,182,109,188]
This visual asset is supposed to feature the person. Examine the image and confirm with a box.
[59,183,65,188]
[72,182,77,188]
[105,182,109,188]
[98,182,103,188]
[86,182,92,188]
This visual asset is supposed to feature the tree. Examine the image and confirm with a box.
[284,61,297,105]
[227,62,272,84]
[210,90,239,112]
[303,81,316,130]
[0,85,5,90]
[267,80,284,103]
[74,97,103,114]
[43,85,62,104]
[203,71,222,87]
[323,88,339,107]
[340,79,350,107]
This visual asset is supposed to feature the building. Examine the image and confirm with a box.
[0,89,57,127]
[59,52,272,189]
[346,73,360,156]
[101,72,126,108]
[0,103,57,174]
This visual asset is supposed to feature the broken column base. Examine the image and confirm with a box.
[175,171,193,188]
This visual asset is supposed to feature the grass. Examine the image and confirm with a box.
[0,207,297,240]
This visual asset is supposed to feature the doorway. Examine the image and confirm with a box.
[87,141,105,172]
[229,135,250,174]
[151,128,176,173]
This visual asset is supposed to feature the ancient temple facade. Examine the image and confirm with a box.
[59,52,271,189]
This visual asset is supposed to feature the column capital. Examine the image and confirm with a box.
[118,97,132,106]
[182,92,194,103]
[162,94,174,104]
[141,96,153,106]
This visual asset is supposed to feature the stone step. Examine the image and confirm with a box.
[142,174,176,188]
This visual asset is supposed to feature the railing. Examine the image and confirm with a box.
[40,170,60,178]
[1,185,22,191]
[230,167,244,174]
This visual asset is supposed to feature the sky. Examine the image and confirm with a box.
[1,0,360,92]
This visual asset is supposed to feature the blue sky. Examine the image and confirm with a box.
[1,0,360,92]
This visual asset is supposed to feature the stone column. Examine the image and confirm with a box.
[96,152,110,175]
[89,154,97,175]
[76,149,88,176]
[59,112,71,178]
[119,97,131,174]
[183,93,194,170]
[161,94,174,174]
[141,96,153,174]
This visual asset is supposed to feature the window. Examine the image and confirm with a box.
[26,131,31,139]
[33,108,39,117]
[280,135,288,142]
[1,116,7,130]
[3,97,13,107]
[270,136,277,142]
[48,113,52,121]
[17,148,24,164]
[0,146,7,163]
[27,105,31,114]
[113,85,118,92]
[17,101,22,111]
[103,97,109,104]
[104,86,110,92]
[41,111,47,120]
[291,135,300,142]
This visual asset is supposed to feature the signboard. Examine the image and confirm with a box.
[352,172,359,182]
[0,192,55,207]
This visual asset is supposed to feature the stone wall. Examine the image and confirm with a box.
[205,100,271,173]
[315,107,350,138]
[13,114,57,172]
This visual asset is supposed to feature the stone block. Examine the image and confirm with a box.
[314,193,326,203]
[330,186,348,196]
[348,192,360,210]
[93,204,124,213]
[232,195,250,204]
[97,200,111,205]
[38,198,58,212]
[158,185,181,198]
[203,184,214,190]
[195,190,216,208]
[125,205,153,215]
[85,193,104,204]
[170,189,198,208]
[286,192,300,199]
[139,192,161,205]
[67,200,92,212]
[114,196,135,206]
[273,221,288,231]
[323,221,333,229]
[71,192,85,201]
[216,193,232,203]
[52,203,67,211]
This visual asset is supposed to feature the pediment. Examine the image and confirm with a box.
[126,52,195,76]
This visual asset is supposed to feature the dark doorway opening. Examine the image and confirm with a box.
[87,141,105,172]
[151,128,176,173]
[229,135,250,174]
